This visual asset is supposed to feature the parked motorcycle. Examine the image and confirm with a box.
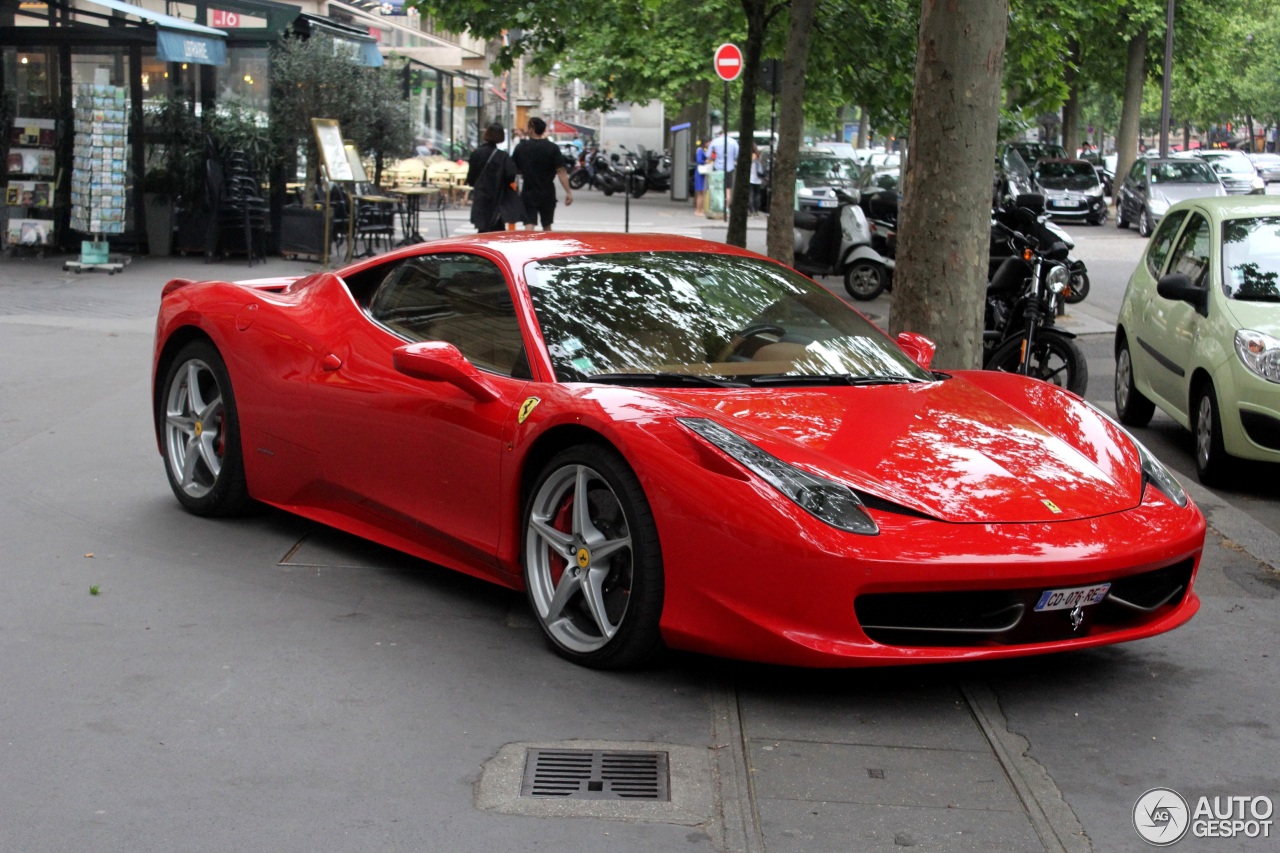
[567,150,593,190]
[629,145,672,194]
[983,196,1089,394]
[792,189,895,300]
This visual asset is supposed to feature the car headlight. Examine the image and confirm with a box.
[798,186,816,198]
[1084,403,1188,508]
[1148,194,1170,214]
[678,417,879,535]
[1086,185,1104,197]
[1253,176,1266,191]
[1235,329,1280,382]
[1045,264,1071,293]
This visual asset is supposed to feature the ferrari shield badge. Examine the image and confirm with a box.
[1042,499,1062,514]
[518,396,541,424]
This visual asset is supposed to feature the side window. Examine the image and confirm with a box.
[1127,159,1144,183]
[1165,213,1212,289]
[368,253,529,377]
[1146,210,1189,277]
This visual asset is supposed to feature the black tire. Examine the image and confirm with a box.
[1138,208,1154,238]
[1114,336,1155,427]
[626,176,647,198]
[568,170,587,190]
[602,184,615,197]
[985,330,1089,396]
[1064,268,1090,304]
[522,444,664,669]
[1116,201,1129,229]
[158,340,252,516]
[1193,382,1233,484]
[843,260,887,301]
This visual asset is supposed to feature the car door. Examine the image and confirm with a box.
[1136,210,1212,417]
[1122,159,1146,221]
[309,252,533,574]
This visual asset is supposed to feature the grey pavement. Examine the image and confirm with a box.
[1,195,1277,852]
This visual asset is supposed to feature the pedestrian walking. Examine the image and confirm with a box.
[466,123,522,233]
[749,145,764,215]
[706,130,739,209]
[693,139,709,216]
[511,116,574,231]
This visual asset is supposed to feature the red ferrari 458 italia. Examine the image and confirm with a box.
[152,232,1204,669]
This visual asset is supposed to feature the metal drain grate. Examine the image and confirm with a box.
[520,748,670,800]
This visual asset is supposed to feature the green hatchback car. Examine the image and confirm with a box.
[1115,196,1280,483]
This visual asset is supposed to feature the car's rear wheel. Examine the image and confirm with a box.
[160,340,251,516]
[522,445,664,669]
[1114,337,1155,427]
[1194,382,1232,484]
[844,260,887,300]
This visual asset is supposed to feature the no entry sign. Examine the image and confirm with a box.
[713,43,743,82]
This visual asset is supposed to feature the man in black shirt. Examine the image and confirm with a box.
[511,117,574,230]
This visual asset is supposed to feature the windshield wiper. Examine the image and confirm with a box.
[588,372,749,388]
[744,373,928,387]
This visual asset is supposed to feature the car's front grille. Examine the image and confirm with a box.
[855,559,1194,647]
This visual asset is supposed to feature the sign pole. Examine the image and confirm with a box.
[723,81,729,221]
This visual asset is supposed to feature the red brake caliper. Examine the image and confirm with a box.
[547,494,575,587]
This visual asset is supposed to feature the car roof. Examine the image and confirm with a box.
[334,232,764,280]
[1166,195,1280,220]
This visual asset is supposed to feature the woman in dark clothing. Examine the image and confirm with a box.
[466,124,521,233]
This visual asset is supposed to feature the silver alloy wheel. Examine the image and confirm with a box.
[1196,393,1214,472]
[525,463,634,654]
[1116,347,1134,412]
[164,357,226,500]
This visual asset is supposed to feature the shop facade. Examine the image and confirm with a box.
[2,0,485,254]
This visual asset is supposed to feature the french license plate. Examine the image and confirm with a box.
[818,199,837,208]
[1034,583,1111,612]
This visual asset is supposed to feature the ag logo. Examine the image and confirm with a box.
[1134,787,1190,845]
[517,396,541,424]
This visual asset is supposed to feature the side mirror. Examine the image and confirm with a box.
[393,341,499,402]
[896,332,937,370]
[1156,272,1207,314]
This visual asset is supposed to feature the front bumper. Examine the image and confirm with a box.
[1045,193,1108,220]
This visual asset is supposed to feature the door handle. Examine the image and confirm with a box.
[322,354,342,372]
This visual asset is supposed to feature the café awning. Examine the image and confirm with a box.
[86,0,228,65]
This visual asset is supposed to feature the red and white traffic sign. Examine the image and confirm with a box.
[713,43,743,82]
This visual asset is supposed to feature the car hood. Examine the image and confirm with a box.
[654,375,1143,524]
[1152,183,1225,205]
[1221,299,1280,335]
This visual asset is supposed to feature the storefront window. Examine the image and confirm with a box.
[4,48,60,119]
[219,47,269,112]
[71,48,130,88]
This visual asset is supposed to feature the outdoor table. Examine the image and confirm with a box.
[347,193,403,261]
[392,185,444,243]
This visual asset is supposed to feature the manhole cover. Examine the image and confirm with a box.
[520,748,670,801]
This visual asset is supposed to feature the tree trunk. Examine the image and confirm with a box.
[725,0,770,248]
[1061,39,1081,156]
[764,0,816,264]
[888,0,1008,371]
[1113,29,1147,197]
[857,106,869,148]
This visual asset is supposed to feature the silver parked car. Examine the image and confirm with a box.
[1196,150,1266,195]
[1248,152,1280,183]
[1116,157,1226,237]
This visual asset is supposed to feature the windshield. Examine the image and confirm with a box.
[1036,161,1095,181]
[523,252,933,385]
[1151,161,1219,184]
[1201,154,1254,175]
[1222,217,1280,301]
[797,157,858,186]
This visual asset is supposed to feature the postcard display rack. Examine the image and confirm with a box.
[5,116,58,255]
[65,84,128,274]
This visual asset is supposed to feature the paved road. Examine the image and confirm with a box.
[0,199,1276,852]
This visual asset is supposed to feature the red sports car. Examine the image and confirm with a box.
[152,232,1204,669]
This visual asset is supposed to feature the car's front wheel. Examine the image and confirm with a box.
[159,340,251,516]
[1194,382,1232,484]
[1114,337,1155,427]
[522,445,664,669]
[1138,208,1154,237]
